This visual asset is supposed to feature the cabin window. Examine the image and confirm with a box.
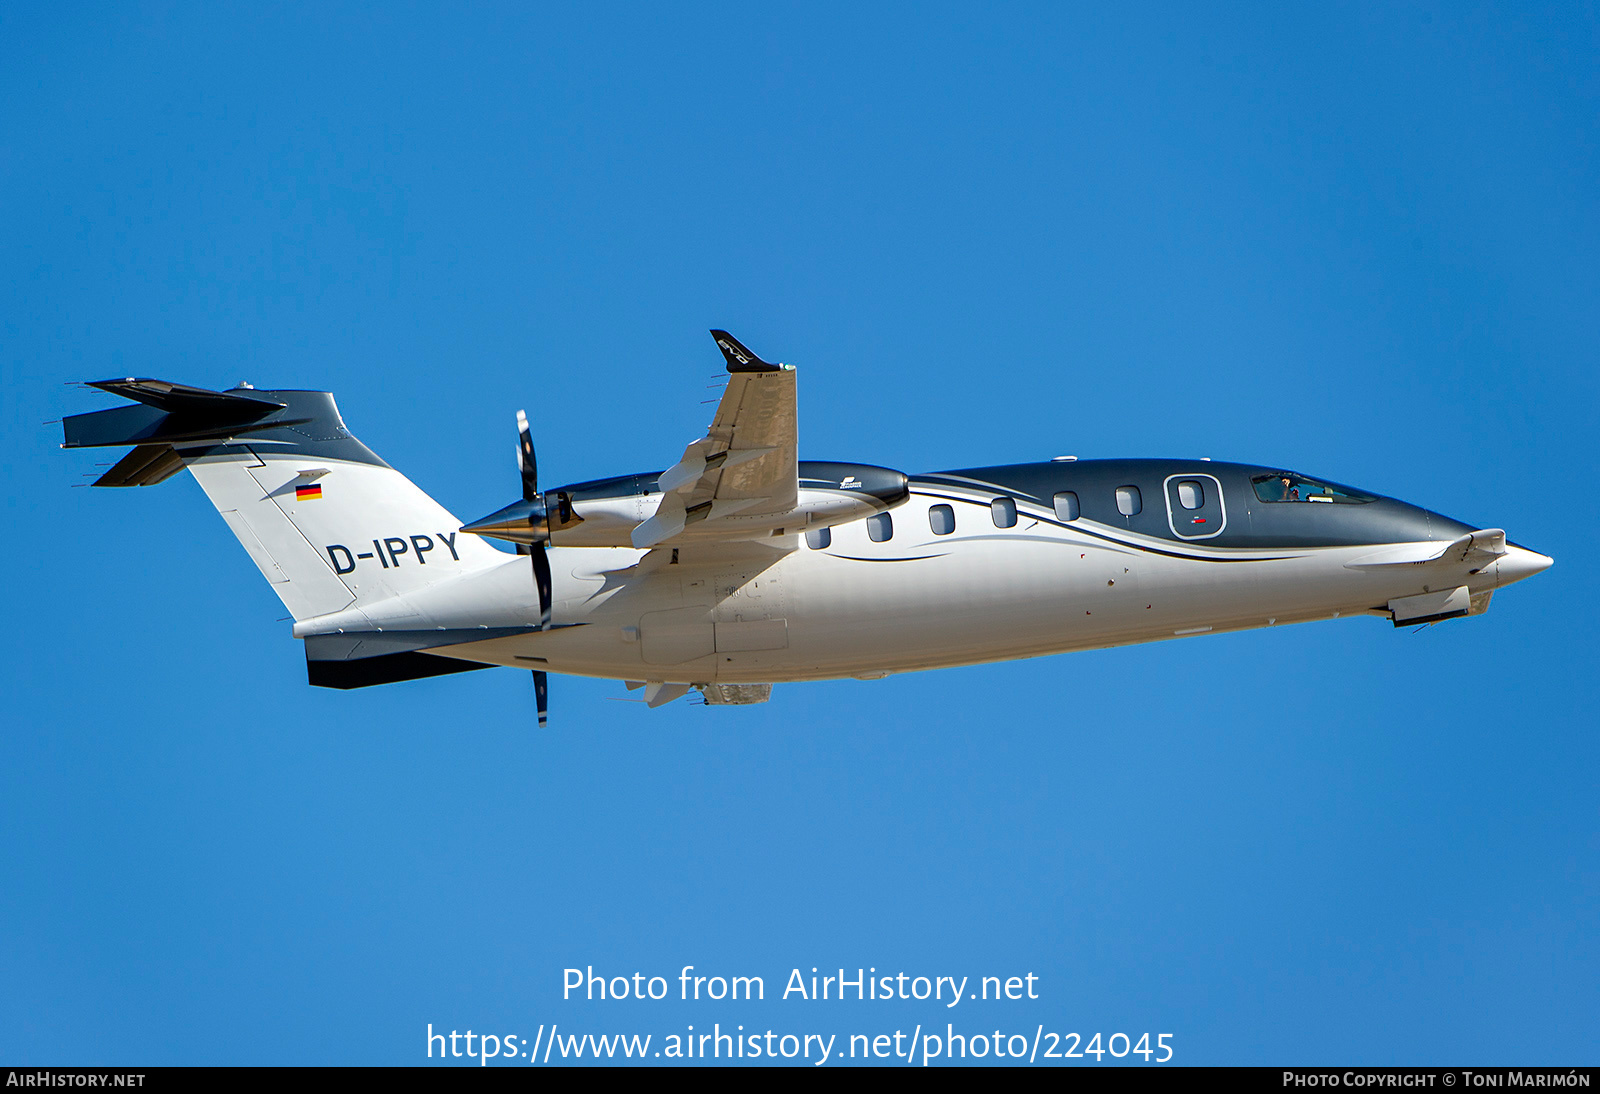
[867,512,894,542]
[1177,480,1204,509]
[991,496,1017,528]
[1251,473,1376,504]
[1052,491,1080,522]
[806,526,831,550]
[928,504,955,535]
[1116,485,1142,516]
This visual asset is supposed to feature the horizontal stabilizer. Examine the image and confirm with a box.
[94,444,186,487]
[86,378,287,416]
[63,378,308,455]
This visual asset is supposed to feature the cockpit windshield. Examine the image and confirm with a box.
[1251,472,1375,504]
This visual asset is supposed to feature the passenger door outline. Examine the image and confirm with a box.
[1163,473,1227,540]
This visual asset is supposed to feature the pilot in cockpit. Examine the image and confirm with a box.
[1260,475,1298,502]
[1253,471,1375,506]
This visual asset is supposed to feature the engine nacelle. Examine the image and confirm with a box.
[461,462,909,549]
[550,461,910,548]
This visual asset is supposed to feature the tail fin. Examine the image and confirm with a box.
[63,379,504,622]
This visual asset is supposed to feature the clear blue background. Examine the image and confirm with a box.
[2,1,1594,1066]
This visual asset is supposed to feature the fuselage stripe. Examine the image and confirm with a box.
[907,484,1303,564]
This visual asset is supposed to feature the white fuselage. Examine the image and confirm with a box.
[65,380,1550,699]
[367,483,1543,686]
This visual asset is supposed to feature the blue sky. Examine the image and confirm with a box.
[2,1,1595,1066]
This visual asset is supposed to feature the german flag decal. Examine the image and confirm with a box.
[296,484,323,501]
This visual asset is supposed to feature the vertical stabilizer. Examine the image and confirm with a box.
[63,381,505,622]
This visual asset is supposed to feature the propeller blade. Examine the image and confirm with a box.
[516,409,538,502]
[530,541,553,631]
[518,410,551,726]
[532,669,548,728]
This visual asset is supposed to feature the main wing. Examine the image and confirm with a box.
[461,329,903,553]
[630,330,799,549]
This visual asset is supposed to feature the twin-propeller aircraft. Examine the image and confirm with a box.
[62,331,1551,724]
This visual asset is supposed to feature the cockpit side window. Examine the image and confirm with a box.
[1251,473,1375,504]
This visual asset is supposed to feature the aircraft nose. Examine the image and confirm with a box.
[1498,544,1553,587]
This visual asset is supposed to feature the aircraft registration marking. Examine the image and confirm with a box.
[324,532,462,574]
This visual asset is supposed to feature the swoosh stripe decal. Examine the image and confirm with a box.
[907,484,1303,563]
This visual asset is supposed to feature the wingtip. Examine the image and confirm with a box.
[710,329,782,373]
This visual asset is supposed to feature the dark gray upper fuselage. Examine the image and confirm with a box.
[548,456,1477,550]
[919,458,1477,549]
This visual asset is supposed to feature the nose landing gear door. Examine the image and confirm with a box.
[1164,474,1226,540]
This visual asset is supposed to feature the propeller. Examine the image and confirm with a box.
[517,410,553,633]
[516,409,552,728]
[531,665,549,729]
[462,410,589,728]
